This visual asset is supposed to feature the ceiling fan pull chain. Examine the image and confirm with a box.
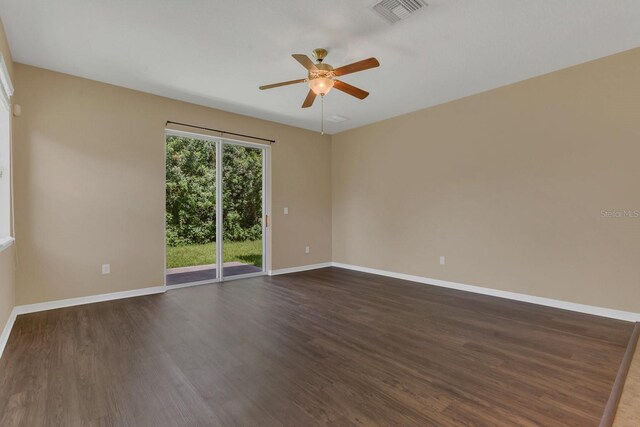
[321,95,324,135]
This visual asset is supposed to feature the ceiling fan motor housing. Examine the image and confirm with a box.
[309,63,335,81]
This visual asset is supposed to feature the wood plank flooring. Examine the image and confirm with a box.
[614,337,640,426]
[0,267,634,426]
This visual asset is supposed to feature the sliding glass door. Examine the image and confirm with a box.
[165,134,218,286]
[165,131,267,287]
[222,143,264,278]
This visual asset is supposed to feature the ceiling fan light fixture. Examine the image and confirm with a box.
[309,77,334,96]
[259,48,379,112]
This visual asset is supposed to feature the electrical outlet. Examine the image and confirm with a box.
[439,256,445,265]
[102,264,111,275]
[305,246,310,254]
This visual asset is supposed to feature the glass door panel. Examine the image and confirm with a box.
[222,143,264,278]
[165,134,218,286]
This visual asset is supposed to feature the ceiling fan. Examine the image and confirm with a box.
[259,48,380,108]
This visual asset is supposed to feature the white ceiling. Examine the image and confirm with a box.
[1,1,639,134]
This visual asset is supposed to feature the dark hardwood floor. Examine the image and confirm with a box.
[0,267,633,426]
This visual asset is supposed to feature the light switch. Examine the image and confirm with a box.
[284,207,289,215]
[102,264,111,274]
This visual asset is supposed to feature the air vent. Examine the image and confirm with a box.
[371,0,427,23]
[326,114,349,123]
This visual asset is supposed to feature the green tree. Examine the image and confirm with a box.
[165,136,262,246]
[222,144,263,241]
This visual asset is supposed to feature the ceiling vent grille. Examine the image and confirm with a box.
[326,114,349,123]
[371,0,427,23]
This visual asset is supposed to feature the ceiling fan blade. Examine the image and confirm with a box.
[333,80,369,100]
[302,89,316,108]
[333,57,380,77]
[292,54,318,71]
[259,78,306,90]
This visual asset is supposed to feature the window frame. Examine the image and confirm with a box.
[0,52,14,253]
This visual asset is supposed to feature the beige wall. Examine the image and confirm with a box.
[332,48,640,313]
[0,244,15,328]
[8,44,640,313]
[13,64,331,305]
[0,18,15,333]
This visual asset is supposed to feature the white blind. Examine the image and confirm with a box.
[0,54,13,108]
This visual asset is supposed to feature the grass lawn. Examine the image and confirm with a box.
[166,240,262,269]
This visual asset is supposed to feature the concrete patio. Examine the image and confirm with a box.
[166,262,262,285]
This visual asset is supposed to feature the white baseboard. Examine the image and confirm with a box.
[331,262,640,322]
[2,261,638,361]
[268,262,332,276]
[13,286,166,316]
[0,307,18,360]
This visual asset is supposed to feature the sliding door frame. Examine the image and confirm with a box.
[163,129,270,288]
[219,138,269,282]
